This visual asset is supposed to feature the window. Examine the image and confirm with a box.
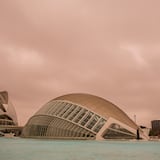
[86,115,100,129]
[58,103,71,117]
[80,112,94,126]
[93,118,106,133]
[54,102,66,116]
[74,109,87,123]
[103,123,136,139]
[63,105,76,118]
[68,106,81,121]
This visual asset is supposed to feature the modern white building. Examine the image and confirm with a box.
[0,91,18,126]
[22,93,149,140]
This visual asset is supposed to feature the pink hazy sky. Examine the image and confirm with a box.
[0,0,160,127]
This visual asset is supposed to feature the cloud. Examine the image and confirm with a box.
[1,45,45,69]
[0,0,160,126]
[120,44,148,67]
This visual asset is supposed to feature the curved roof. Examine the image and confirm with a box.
[0,91,18,125]
[54,93,138,130]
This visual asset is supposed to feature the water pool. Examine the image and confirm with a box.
[0,137,160,160]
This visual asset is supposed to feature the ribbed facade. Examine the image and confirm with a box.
[22,93,148,140]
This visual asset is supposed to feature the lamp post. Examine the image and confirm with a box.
[134,114,136,124]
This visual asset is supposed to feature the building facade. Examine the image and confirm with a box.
[0,91,18,126]
[22,93,149,140]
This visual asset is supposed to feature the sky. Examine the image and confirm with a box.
[0,0,160,127]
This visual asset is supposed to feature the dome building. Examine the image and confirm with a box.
[0,91,18,126]
[22,93,148,140]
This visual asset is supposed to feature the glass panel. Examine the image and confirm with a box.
[109,123,135,135]
[80,112,94,126]
[54,102,66,116]
[86,115,100,129]
[68,106,81,121]
[93,118,106,133]
[74,109,87,123]
[63,105,76,119]
[57,103,71,117]
[103,128,136,139]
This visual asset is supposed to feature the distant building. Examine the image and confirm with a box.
[0,91,18,126]
[151,120,160,136]
[0,91,21,136]
[139,126,150,137]
[22,93,149,140]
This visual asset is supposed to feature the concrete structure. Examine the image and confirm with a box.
[22,93,149,140]
[0,91,21,136]
[0,91,18,126]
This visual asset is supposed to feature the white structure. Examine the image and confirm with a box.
[0,91,18,126]
[22,93,149,140]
